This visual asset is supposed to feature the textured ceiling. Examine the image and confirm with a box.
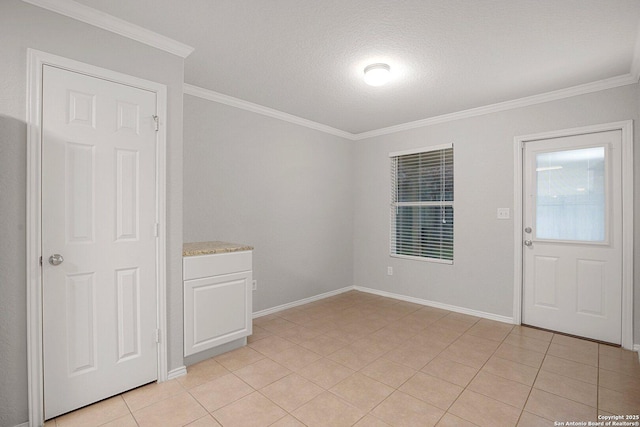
[75,0,640,134]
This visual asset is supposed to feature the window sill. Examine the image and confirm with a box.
[390,254,453,265]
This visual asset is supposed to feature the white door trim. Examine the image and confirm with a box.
[513,120,634,349]
[26,49,168,426]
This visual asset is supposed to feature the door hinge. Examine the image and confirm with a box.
[154,223,159,237]
[39,256,42,266]
[154,329,160,343]
[152,115,159,132]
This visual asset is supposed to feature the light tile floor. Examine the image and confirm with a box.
[46,290,640,427]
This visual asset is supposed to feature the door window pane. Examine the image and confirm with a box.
[535,147,605,241]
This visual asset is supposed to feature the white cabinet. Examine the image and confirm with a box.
[183,250,253,357]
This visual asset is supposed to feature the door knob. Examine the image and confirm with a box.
[49,254,64,266]
[523,240,533,247]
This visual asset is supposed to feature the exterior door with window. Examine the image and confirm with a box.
[522,130,622,343]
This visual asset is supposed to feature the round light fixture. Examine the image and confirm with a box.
[364,63,391,86]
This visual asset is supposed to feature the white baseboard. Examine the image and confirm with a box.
[354,286,514,324]
[167,366,187,380]
[252,284,514,324]
[252,286,353,318]
[634,345,640,361]
[13,422,29,427]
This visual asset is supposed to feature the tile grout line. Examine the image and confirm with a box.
[515,331,555,426]
[296,295,404,425]
[255,303,391,426]
[339,312,458,426]
[440,323,521,426]
[418,319,484,426]
[300,306,461,425]
[118,387,139,426]
[533,338,603,412]
[254,385,306,427]
[597,344,600,415]
[407,318,529,425]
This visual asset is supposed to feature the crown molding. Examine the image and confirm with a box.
[183,83,355,140]
[186,73,637,142]
[22,0,640,137]
[22,0,194,58]
[353,73,639,140]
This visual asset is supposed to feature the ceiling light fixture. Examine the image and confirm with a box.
[364,63,391,86]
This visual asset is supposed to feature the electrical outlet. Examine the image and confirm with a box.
[497,208,510,219]
[387,267,393,276]
[252,280,257,291]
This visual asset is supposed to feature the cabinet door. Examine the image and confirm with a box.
[184,271,252,356]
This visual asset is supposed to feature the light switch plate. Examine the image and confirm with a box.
[497,208,510,219]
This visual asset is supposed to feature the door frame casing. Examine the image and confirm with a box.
[513,120,634,349]
[26,49,168,426]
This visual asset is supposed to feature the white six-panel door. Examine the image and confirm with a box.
[522,130,622,344]
[42,65,159,419]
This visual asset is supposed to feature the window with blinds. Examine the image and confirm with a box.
[390,144,454,263]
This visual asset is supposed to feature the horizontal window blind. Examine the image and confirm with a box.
[390,145,454,262]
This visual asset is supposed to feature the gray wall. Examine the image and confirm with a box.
[353,84,640,343]
[183,95,354,312]
[185,84,639,346]
[0,2,184,426]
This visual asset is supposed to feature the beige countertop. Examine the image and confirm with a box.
[183,241,254,257]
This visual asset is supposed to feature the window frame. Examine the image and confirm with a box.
[389,143,454,264]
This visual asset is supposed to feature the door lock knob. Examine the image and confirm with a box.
[524,240,533,247]
[49,254,64,266]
